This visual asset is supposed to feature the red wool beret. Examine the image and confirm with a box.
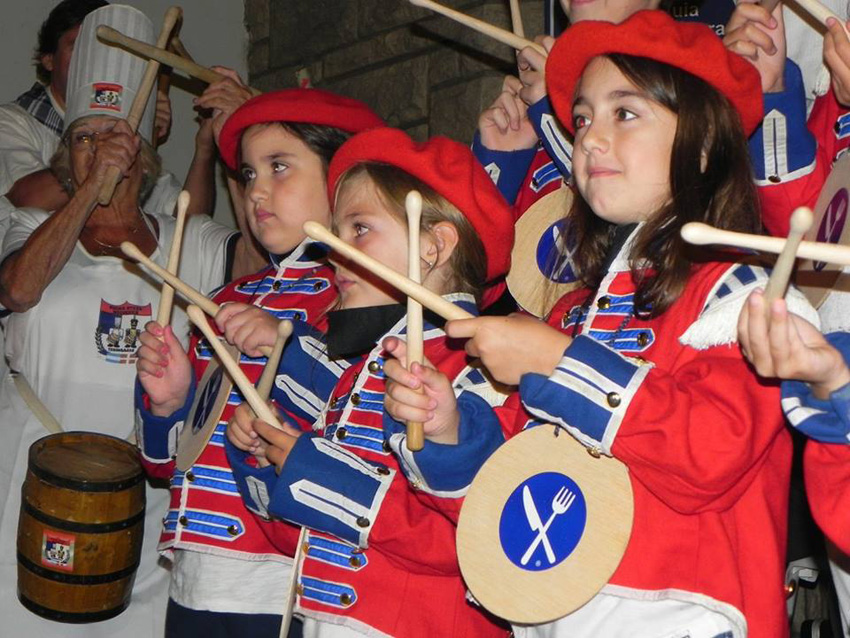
[218,88,384,170]
[327,127,515,299]
[546,10,764,137]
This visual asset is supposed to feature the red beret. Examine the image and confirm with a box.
[327,128,515,304]
[219,88,384,170]
[546,10,764,137]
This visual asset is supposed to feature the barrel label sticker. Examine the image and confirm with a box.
[41,531,75,572]
[815,188,848,271]
[537,220,578,284]
[498,472,587,571]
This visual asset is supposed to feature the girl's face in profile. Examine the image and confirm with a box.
[332,176,410,310]
[571,56,677,226]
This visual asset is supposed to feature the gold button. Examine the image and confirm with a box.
[632,356,649,365]
[340,593,352,605]
[302,542,310,553]
[561,312,572,329]
[768,175,781,184]
[272,281,281,291]
[636,332,649,347]
[178,515,188,526]
[330,397,339,409]
[296,584,304,596]
[367,361,381,374]
[162,516,168,526]
[376,466,390,476]
[587,447,602,458]
[227,524,239,536]
[349,556,362,568]
[185,471,195,482]
[356,516,370,528]
[351,393,361,406]
[313,281,323,291]
[597,296,611,310]
[336,427,347,440]
[382,440,392,452]
[606,392,621,408]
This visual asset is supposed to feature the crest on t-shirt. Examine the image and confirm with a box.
[95,300,152,363]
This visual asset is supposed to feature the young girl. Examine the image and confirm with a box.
[134,88,383,636]
[387,11,820,638]
[225,128,514,637]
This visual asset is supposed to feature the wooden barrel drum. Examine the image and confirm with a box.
[17,432,145,623]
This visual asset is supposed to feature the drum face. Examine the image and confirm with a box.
[17,432,146,623]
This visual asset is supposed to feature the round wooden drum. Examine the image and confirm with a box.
[17,431,145,623]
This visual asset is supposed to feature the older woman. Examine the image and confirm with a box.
[0,5,243,637]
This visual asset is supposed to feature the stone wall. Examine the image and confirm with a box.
[245,0,546,144]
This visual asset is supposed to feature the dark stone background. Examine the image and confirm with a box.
[245,0,545,143]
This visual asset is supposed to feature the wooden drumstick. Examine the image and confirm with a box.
[169,35,194,62]
[122,241,276,356]
[303,221,474,322]
[405,192,425,452]
[97,7,181,205]
[97,25,262,96]
[156,191,190,327]
[509,0,525,38]
[680,218,850,266]
[122,240,219,315]
[409,0,545,54]
[794,0,843,27]
[256,320,293,400]
[762,207,814,304]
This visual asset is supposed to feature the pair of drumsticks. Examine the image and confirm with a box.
[406,0,845,56]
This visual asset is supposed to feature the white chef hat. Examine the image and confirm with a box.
[64,4,155,140]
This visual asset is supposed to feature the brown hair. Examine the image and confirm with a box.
[51,117,162,203]
[336,163,488,303]
[567,53,760,317]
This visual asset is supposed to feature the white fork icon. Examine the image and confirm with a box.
[520,486,575,566]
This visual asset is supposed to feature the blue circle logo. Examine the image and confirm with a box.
[192,367,224,434]
[499,472,587,571]
[536,220,578,284]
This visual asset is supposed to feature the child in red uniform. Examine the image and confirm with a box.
[388,11,819,638]
[134,89,382,637]
[225,128,514,637]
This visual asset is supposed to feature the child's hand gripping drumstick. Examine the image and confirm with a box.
[97,7,181,205]
[405,191,425,451]
[156,191,190,328]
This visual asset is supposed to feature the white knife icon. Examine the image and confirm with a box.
[521,485,556,565]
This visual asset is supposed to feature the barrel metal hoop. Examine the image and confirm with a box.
[21,499,145,534]
[29,462,145,492]
[17,551,140,585]
[17,591,130,624]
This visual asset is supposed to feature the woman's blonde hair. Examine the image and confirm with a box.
[336,163,487,303]
[50,117,162,203]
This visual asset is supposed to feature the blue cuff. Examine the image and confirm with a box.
[749,60,815,182]
[225,437,280,518]
[384,392,505,496]
[472,130,537,203]
[133,378,196,463]
[269,434,396,547]
[529,96,573,182]
[782,332,850,444]
[519,334,652,455]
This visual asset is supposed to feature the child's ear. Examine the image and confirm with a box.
[423,221,459,270]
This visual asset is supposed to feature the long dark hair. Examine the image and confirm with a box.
[568,53,760,317]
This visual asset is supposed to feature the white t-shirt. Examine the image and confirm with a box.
[0,209,236,638]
